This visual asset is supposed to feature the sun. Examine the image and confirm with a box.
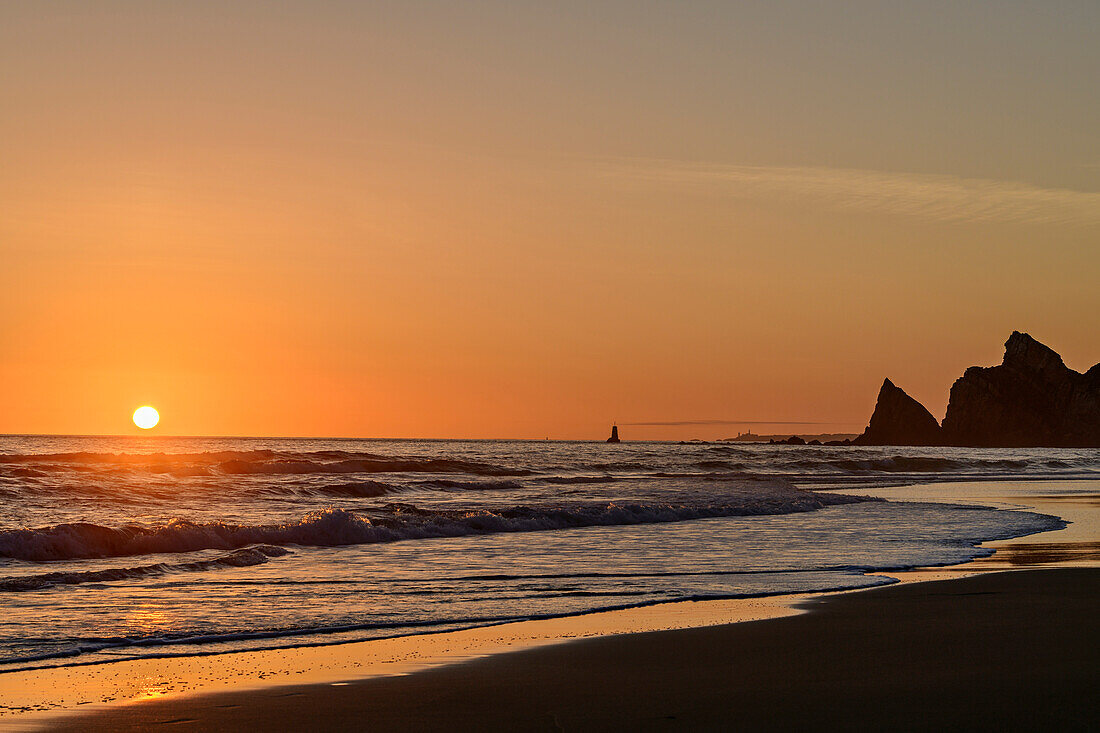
[133,406,160,430]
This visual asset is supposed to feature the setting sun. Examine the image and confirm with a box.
[132,406,160,430]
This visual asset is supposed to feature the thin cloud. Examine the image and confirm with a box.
[605,159,1100,226]
[624,420,837,427]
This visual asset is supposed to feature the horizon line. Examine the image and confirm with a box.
[0,426,862,442]
[622,420,850,427]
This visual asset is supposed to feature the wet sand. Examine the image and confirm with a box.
[44,567,1100,732]
[1,592,809,723]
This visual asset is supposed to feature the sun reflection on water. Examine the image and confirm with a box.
[126,606,172,635]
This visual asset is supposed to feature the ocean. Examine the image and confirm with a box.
[1,436,1095,675]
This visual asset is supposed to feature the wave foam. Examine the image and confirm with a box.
[0,486,871,561]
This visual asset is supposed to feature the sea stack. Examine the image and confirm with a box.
[853,378,942,446]
[607,425,621,443]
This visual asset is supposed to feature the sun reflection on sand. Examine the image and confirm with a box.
[122,608,185,701]
[133,679,173,701]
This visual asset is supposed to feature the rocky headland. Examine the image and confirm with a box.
[854,332,1100,447]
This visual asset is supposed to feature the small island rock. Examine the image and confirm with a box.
[853,378,942,446]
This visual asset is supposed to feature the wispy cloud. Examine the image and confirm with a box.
[605,159,1100,226]
[624,420,836,427]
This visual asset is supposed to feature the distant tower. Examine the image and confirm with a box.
[607,424,621,443]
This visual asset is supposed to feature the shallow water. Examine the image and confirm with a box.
[1,436,1093,672]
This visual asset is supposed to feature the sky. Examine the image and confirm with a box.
[2,1,1098,439]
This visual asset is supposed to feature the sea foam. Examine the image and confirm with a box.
[0,483,869,562]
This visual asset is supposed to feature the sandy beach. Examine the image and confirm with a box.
[42,567,1099,732]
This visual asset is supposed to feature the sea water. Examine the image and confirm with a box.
[1,436,1094,673]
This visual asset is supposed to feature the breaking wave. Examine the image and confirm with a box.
[0,487,872,562]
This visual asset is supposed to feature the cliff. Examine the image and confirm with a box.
[853,332,1100,447]
[941,332,1100,447]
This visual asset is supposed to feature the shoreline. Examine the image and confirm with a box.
[4,480,1097,730]
[39,568,1100,732]
[1,585,823,728]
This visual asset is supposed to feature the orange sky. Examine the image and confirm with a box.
[2,2,1098,439]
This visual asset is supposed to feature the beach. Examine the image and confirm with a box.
[0,439,1096,731]
[43,567,1100,732]
[22,484,1100,732]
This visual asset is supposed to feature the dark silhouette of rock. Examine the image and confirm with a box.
[769,435,806,445]
[606,425,620,443]
[941,332,1100,447]
[853,378,942,446]
[824,439,852,446]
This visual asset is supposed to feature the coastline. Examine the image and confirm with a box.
[43,568,1100,732]
[5,480,1098,731]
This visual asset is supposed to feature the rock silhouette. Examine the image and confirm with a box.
[606,425,621,443]
[853,378,942,446]
[855,332,1100,447]
[941,332,1100,447]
